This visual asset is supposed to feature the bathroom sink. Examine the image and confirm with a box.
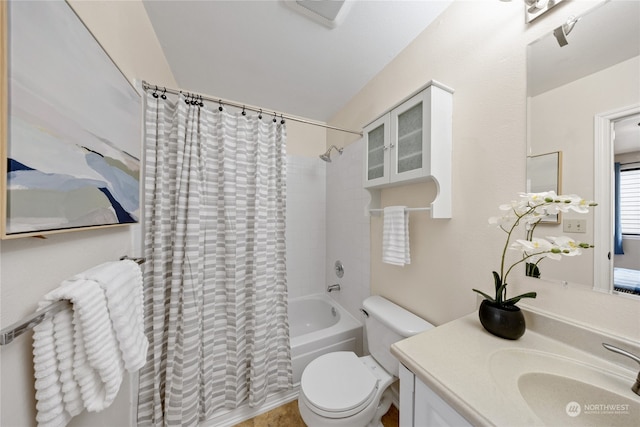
[518,372,639,426]
[489,348,640,426]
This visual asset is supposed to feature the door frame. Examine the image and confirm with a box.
[593,104,640,293]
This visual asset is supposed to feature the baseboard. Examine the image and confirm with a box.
[200,385,300,427]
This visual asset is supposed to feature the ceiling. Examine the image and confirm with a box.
[143,0,453,122]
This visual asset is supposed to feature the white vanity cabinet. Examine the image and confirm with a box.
[363,81,453,188]
[399,363,471,427]
[363,81,453,218]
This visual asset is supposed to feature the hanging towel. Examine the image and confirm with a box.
[382,206,411,266]
[32,260,147,427]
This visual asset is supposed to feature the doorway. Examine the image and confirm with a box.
[594,106,640,295]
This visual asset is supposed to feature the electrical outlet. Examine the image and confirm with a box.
[563,219,587,233]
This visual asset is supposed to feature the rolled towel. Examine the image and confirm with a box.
[32,260,147,426]
[382,206,411,266]
[76,260,147,371]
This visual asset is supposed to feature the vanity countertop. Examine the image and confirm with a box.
[391,310,639,426]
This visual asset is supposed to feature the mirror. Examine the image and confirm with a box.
[526,0,640,292]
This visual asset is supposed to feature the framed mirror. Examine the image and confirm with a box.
[526,0,640,293]
[526,151,562,224]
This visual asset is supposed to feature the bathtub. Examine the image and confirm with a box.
[203,294,363,427]
[288,294,363,384]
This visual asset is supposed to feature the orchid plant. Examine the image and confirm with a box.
[473,192,597,306]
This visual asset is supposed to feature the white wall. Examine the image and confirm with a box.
[325,139,371,321]
[327,0,639,339]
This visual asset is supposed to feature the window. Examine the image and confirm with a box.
[620,167,640,235]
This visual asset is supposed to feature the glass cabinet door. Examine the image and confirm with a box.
[364,114,390,187]
[396,102,423,173]
[390,91,428,183]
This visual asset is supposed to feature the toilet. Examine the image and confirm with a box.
[298,295,434,427]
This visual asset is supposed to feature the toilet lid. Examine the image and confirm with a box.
[301,352,378,414]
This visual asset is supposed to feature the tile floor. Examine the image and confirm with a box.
[234,400,399,427]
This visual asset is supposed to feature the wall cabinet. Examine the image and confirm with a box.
[363,81,453,218]
[399,364,471,427]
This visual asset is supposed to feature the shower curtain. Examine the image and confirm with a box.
[137,93,292,426]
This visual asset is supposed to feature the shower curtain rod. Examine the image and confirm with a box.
[141,81,363,137]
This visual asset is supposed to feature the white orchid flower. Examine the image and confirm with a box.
[513,238,562,261]
[547,235,583,256]
[478,192,596,306]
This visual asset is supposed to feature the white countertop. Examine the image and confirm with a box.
[391,310,639,426]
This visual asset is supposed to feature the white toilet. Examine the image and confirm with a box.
[298,295,434,427]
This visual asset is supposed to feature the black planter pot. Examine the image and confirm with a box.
[478,300,526,340]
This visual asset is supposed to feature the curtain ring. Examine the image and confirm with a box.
[199,96,204,107]
[258,109,263,120]
[242,106,247,116]
[218,100,224,112]
[273,112,277,123]
[160,87,167,100]
[152,85,159,98]
[280,114,285,125]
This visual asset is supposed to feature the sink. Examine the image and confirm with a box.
[490,348,640,426]
[519,372,639,426]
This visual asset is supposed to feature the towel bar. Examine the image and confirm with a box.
[0,256,145,346]
[369,207,431,215]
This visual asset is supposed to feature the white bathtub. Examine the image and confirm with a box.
[288,294,363,384]
[203,294,363,427]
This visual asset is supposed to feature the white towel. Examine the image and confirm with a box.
[32,260,147,427]
[382,206,411,266]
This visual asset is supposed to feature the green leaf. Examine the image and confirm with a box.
[503,292,537,306]
[525,262,540,278]
[472,288,495,303]
[492,271,502,292]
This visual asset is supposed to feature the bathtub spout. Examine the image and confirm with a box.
[327,284,341,293]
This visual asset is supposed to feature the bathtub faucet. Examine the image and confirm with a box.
[327,284,341,293]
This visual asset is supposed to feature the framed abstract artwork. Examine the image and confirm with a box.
[1,0,141,239]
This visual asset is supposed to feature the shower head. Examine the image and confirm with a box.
[319,145,344,162]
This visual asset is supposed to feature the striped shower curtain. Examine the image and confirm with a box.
[137,93,292,426]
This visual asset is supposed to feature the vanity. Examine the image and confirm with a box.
[391,308,640,426]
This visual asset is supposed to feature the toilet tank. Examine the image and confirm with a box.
[362,295,433,376]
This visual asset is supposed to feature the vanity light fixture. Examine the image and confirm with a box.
[500,0,566,23]
[553,15,580,47]
[526,0,566,23]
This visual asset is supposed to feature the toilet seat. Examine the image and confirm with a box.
[300,352,379,418]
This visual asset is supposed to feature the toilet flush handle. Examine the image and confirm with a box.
[360,308,369,318]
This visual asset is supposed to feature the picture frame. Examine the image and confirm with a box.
[526,151,563,224]
[1,0,141,239]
